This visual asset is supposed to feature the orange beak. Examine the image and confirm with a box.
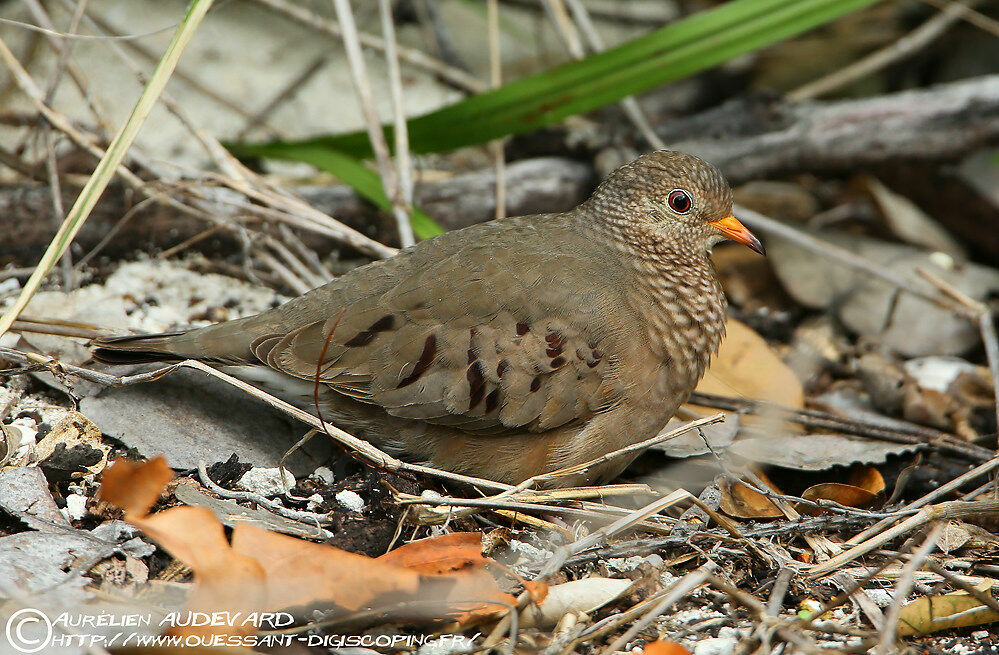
[709,215,765,255]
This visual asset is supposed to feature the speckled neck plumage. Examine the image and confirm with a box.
[578,188,728,386]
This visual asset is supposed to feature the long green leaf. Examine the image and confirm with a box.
[279,145,443,239]
[233,0,881,160]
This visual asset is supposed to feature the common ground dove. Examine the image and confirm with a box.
[93,151,763,486]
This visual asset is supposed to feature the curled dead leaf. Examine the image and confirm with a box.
[718,475,783,519]
[796,483,876,517]
[897,581,999,636]
[98,456,173,520]
[99,458,513,637]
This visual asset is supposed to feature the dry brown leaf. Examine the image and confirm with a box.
[376,532,485,574]
[693,318,804,409]
[847,465,885,495]
[100,458,512,636]
[229,523,422,612]
[719,472,784,519]
[797,483,877,517]
[897,581,999,636]
[99,455,173,519]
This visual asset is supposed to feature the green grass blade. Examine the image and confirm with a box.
[0,0,216,336]
[279,145,443,239]
[233,0,882,160]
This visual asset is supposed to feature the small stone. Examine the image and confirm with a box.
[335,489,365,513]
[313,466,334,484]
[865,589,893,607]
[693,636,736,655]
[420,489,443,502]
[64,493,88,521]
[237,467,296,497]
[970,630,989,640]
[306,493,324,510]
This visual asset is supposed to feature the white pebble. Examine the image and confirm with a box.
[306,493,324,510]
[237,467,296,497]
[335,489,365,513]
[693,636,736,655]
[64,493,88,521]
[312,466,334,484]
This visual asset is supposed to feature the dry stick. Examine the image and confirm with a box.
[195,460,334,534]
[736,205,961,312]
[484,489,697,648]
[846,456,999,546]
[487,0,506,219]
[688,390,990,462]
[563,0,666,150]
[789,0,979,101]
[378,0,416,246]
[250,0,485,93]
[923,560,999,616]
[23,0,110,133]
[920,0,999,37]
[252,247,312,294]
[600,562,717,655]
[877,524,943,655]
[332,0,413,248]
[808,499,999,577]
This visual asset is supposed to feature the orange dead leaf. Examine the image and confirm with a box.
[230,523,421,612]
[847,465,885,495]
[643,640,693,655]
[99,456,173,519]
[377,532,486,575]
[99,458,515,635]
[692,318,804,410]
[797,483,877,517]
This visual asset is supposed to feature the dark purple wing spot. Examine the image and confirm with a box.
[467,360,486,408]
[485,388,500,413]
[344,315,396,347]
[516,322,530,336]
[550,356,566,369]
[397,335,437,388]
[497,359,510,377]
[546,346,563,357]
[530,376,541,392]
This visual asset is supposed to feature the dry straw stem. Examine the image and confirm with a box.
[332,0,414,248]
[0,0,217,338]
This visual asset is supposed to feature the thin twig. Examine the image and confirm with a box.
[601,563,717,654]
[789,0,979,101]
[877,524,943,655]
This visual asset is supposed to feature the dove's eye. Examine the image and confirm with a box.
[667,189,692,214]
